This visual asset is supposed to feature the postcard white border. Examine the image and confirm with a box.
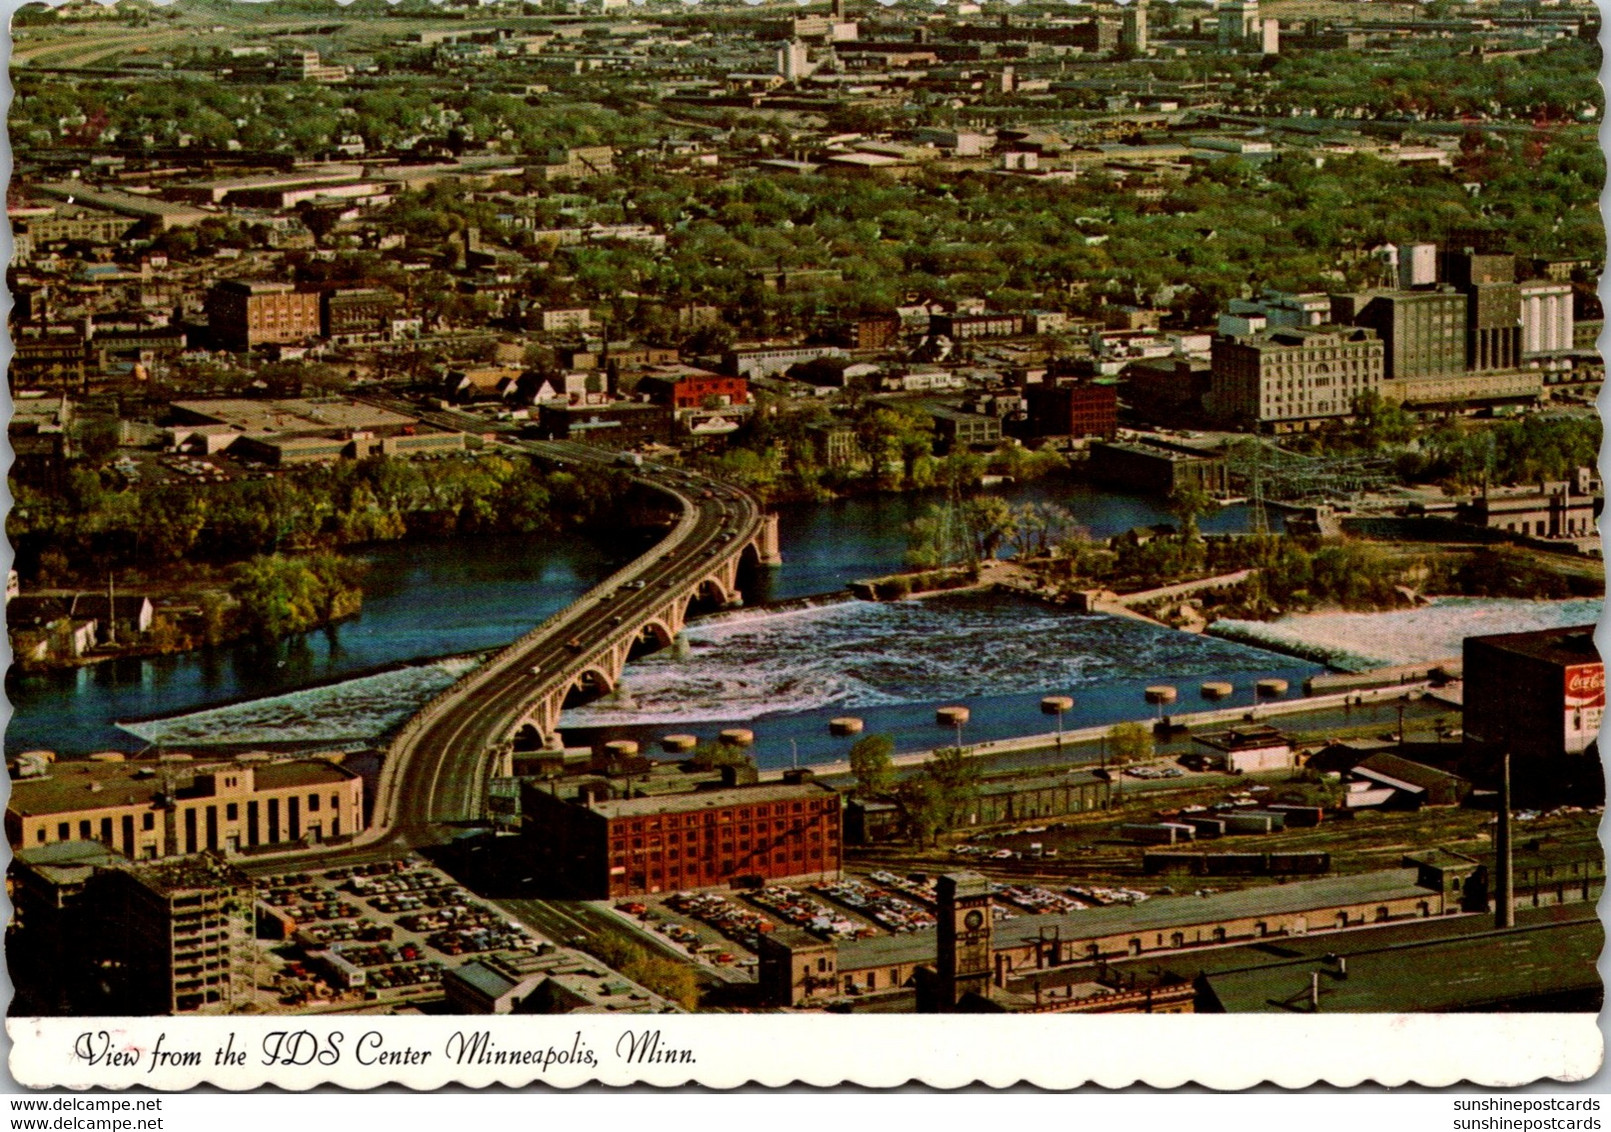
[6,1013,1602,1090]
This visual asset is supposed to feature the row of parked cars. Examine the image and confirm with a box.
[811,879,935,934]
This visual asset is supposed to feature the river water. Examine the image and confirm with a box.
[7,480,1297,760]
[5,535,634,754]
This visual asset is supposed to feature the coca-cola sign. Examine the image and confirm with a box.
[1564,663,1605,707]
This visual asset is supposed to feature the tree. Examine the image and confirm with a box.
[1107,721,1154,766]
[848,733,896,798]
[963,495,1014,561]
[77,419,121,466]
[894,774,944,845]
[1166,484,1218,544]
[688,741,756,773]
[1350,390,1415,450]
[1006,501,1081,559]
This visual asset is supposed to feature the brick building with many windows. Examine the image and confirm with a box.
[1021,380,1118,441]
[519,779,842,898]
[1464,624,1603,763]
[1209,325,1384,431]
[635,368,750,410]
[206,280,320,351]
[320,287,401,343]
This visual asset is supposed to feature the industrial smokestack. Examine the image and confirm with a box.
[1496,751,1515,929]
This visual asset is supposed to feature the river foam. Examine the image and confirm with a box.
[117,655,482,747]
[1210,597,1604,672]
[561,596,1311,729]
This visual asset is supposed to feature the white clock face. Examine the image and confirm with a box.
[964,909,985,931]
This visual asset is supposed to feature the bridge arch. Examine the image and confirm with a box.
[628,618,676,660]
[684,577,731,618]
[512,722,547,751]
[734,541,767,603]
[563,666,616,708]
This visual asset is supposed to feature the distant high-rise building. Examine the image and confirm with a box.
[778,39,814,82]
[1441,250,1516,289]
[205,280,320,352]
[1399,243,1439,289]
[1122,0,1149,52]
[1331,289,1467,386]
[86,854,253,1015]
[1467,281,1523,372]
[1217,0,1258,45]
[1439,252,1522,372]
[1465,625,1604,762]
[1520,279,1575,357]
[1021,380,1118,441]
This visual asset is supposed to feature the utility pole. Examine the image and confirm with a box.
[1496,751,1515,929]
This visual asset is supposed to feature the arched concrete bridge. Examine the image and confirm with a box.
[364,439,780,842]
[504,474,779,752]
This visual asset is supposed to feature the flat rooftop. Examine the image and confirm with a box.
[8,757,352,817]
[12,839,129,886]
[585,781,836,820]
[977,769,1109,797]
[1464,625,1600,667]
[1036,900,1597,990]
[124,853,251,897]
[837,868,1436,970]
[1200,917,1602,1012]
[34,182,211,226]
[1094,440,1217,464]
[172,397,415,436]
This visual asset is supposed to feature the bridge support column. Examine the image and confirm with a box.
[757,514,783,566]
[492,744,515,778]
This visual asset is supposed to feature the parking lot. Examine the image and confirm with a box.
[594,864,1128,980]
[253,855,548,1010]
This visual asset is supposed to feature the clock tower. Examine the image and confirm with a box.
[937,871,994,1010]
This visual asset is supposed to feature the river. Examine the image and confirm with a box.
[8,480,1293,759]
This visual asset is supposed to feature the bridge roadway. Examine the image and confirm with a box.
[240,438,770,876]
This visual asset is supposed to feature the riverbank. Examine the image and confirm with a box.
[9,553,366,674]
[758,677,1446,782]
[5,532,631,756]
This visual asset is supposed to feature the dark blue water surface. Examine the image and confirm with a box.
[5,481,1292,757]
[763,481,1281,600]
[5,534,629,755]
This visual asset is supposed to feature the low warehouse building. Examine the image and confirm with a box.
[1195,917,1603,1013]
[442,947,676,1014]
[761,862,1479,1005]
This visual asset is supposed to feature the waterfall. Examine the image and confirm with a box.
[691,590,862,627]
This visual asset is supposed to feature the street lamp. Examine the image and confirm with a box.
[937,706,970,752]
[1041,695,1074,752]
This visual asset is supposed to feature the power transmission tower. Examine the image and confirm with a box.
[1249,439,1269,537]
